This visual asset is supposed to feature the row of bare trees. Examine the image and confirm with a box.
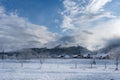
[89,47,120,70]
[0,47,120,70]
[109,47,120,70]
[0,49,47,69]
[14,49,48,68]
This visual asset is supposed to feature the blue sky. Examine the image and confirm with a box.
[0,0,119,33]
[0,0,63,33]
[0,0,120,51]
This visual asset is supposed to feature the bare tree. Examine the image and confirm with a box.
[0,46,6,69]
[90,54,96,68]
[74,61,78,69]
[36,51,48,69]
[104,59,107,69]
[90,60,93,68]
[1,49,5,60]
[18,49,32,67]
[109,47,120,70]
[0,45,5,60]
[104,54,109,69]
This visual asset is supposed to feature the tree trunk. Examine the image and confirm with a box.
[75,63,77,69]
[115,61,119,70]
[105,63,107,69]
[91,63,92,68]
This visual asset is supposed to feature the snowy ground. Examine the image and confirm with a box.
[0,59,120,80]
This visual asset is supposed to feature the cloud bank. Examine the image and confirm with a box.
[1,0,120,51]
[0,6,56,51]
[61,0,120,50]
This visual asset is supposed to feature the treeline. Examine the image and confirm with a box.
[0,46,91,59]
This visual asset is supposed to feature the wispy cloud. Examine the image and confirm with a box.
[0,6,56,51]
[85,0,112,13]
[61,0,114,31]
[61,0,120,50]
[0,0,119,51]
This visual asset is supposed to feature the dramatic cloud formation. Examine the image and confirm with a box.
[61,0,113,31]
[0,0,120,51]
[0,6,56,51]
[61,0,120,50]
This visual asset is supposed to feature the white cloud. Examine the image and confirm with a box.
[85,0,112,13]
[61,0,120,50]
[61,0,114,31]
[0,6,56,51]
[66,18,120,50]
[90,18,120,48]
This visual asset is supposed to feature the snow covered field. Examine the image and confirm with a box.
[0,59,120,80]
